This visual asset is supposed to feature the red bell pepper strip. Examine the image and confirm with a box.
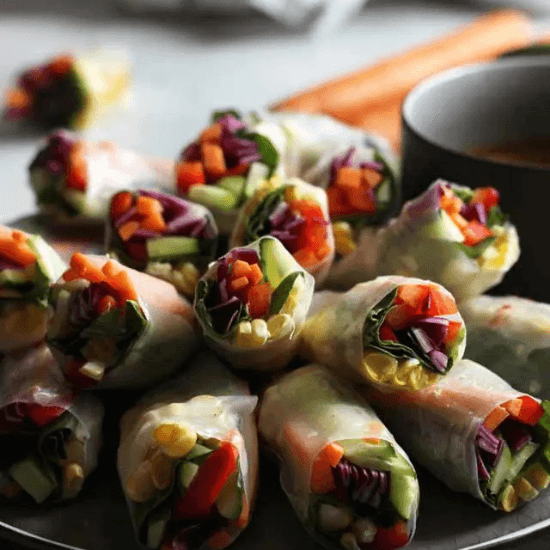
[371,520,410,550]
[26,403,66,427]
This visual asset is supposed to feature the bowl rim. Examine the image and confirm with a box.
[401,56,550,173]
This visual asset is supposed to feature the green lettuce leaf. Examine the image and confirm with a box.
[269,272,303,315]
[244,186,285,243]
[456,236,497,259]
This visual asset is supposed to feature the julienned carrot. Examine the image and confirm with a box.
[271,10,532,122]
[202,143,227,179]
[483,406,509,432]
[311,442,344,494]
[0,231,36,267]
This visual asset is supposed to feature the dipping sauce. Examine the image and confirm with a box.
[468,137,550,169]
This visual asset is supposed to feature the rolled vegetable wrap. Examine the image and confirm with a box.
[0,225,65,353]
[460,295,550,397]
[230,175,334,285]
[362,359,550,512]
[175,110,288,234]
[106,189,218,298]
[29,130,176,222]
[3,49,131,130]
[118,351,258,550]
[0,345,104,503]
[194,236,314,371]
[301,276,466,390]
[47,253,197,389]
[259,364,419,550]
[331,180,520,298]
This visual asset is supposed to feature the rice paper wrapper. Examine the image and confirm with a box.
[195,237,315,372]
[49,256,199,390]
[300,276,466,388]
[362,359,526,504]
[118,351,258,546]
[259,364,419,526]
[0,345,104,492]
[460,295,550,397]
[327,180,520,299]
[229,176,335,286]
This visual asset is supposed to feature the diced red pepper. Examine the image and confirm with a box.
[25,404,66,427]
[327,186,356,217]
[177,161,205,194]
[65,359,98,389]
[110,191,134,220]
[395,285,430,313]
[425,287,458,316]
[245,283,272,319]
[229,276,249,294]
[384,304,416,331]
[345,186,376,213]
[124,241,148,263]
[173,442,238,520]
[463,221,493,247]
[293,248,318,268]
[444,320,462,345]
[371,520,410,550]
[513,396,545,426]
[471,187,500,212]
[65,157,87,191]
[223,164,249,177]
[95,295,117,315]
[379,321,398,342]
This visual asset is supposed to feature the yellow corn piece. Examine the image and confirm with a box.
[283,183,299,204]
[362,350,398,383]
[78,362,105,382]
[267,313,294,340]
[63,463,84,496]
[524,464,550,490]
[182,262,200,286]
[515,477,539,502]
[280,276,304,316]
[407,367,423,390]
[332,221,356,256]
[478,232,508,270]
[125,461,156,503]
[151,450,174,490]
[500,484,519,512]
[153,422,197,458]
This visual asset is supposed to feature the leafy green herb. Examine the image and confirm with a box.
[244,187,286,243]
[249,133,279,176]
[486,205,507,228]
[38,412,78,464]
[269,272,303,315]
[450,184,474,203]
[456,236,497,259]
[211,109,242,123]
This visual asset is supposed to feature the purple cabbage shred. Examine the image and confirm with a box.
[332,459,390,507]
[500,419,532,452]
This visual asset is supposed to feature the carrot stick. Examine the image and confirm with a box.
[483,406,509,432]
[271,10,532,123]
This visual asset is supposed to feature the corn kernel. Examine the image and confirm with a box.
[78,362,105,382]
[515,477,539,501]
[63,463,84,496]
[362,351,398,383]
[524,464,550,490]
[182,262,200,286]
[267,313,294,339]
[153,423,197,458]
[500,484,519,511]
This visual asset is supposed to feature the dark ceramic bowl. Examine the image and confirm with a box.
[401,57,550,302]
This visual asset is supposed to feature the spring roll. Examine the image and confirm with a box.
[259,364,419,550]
[175,110,288,234]
[460,295,550,396]
[47,253,197,389]
[327,180,520,298]
[29,130,176,222]
[3,49,131,130]
[301,276,466,391]
[118,351,258,550]
[0,344,104,503]
[194,236,314,371]
[106,189,218,298]
[0,225,65,353]
[362,359,550,512]
[230,175,334,285]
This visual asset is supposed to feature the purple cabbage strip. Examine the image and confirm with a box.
[500,419,532,452]
[115,206,138,228]
[138,189,189,216]
[181,142,200,162]
[218,114,246,134]
[476,424,504,470]
[332,459,390,507]
[231,248,259,265]
[427,350,448,373]
[30,130,74,175]
[132,228,160,239]
[330,146,356,183]
[476,452,491,480]
[413,317,449,347]
[406,181,444,219]
[208,295,241,334]
[460,202,487,225]
[359,160,384,171]
[269,202,292,227]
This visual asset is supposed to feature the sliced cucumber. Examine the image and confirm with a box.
[376,178,391,203]
[488,445,512,495]
[177,461,200,494]
[390,473,418,520]
[259,236,295,288]
[420,210,465,243]
[215,471,242,520]
[508,442,539,482]
[188,185,238,211]
[245,162,269,199]
[146,236,200,261]
[340,439,414,476]
[186,443,213,462]
[28,235,66,282]
[218,176,247,204]
[146,506,171,549]
[0,268,31,287]
[9,456,57,504]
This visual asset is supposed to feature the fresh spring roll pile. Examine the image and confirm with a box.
[460,295,550,396]
[194,236,314,371]
[106,189,218,298]
[118,352,258,550]
[301,276,466,391]
[329,180,520,299]
[0,345,104,503]
[363,359,550,512]
[259,365,419,550]
[175,110,288,234]
[230,175,335,285]
[29,131,176,222]
[3,49,131,130]
[0,225,65,353]
[47,253,197,389]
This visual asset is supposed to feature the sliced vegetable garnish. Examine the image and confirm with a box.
[364,284,463,375]
[176,111,278,207]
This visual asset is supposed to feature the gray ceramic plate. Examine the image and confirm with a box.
[1,216,550,550]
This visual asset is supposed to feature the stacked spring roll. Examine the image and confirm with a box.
[230,175,335,285]
[0,345,104,503]
[194,236,314,371]
[301,276,466,391]
[106,189,218,297]
[362,359,550,512]
[327,180,520,298]
[175,110,288,234]
[118,352,258,550]
[259,365,419,550]
[0,225,65,353]
[460,295,550,396]
[3,49,131,130]
[47,253,197,389]
[29,130,176,222]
